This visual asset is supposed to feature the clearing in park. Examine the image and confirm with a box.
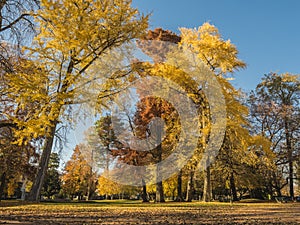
[0,200,299,225]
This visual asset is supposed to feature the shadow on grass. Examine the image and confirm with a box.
[1,199,282,208]
[38,199,239,208]
[0,200,38,207]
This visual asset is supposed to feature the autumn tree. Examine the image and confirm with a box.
[97,176,123,199]
[97,114,151,202]
[133,95,180,202]
[179,23,246,77]
[163,175,178,200]
[82,118,127,199]
[0,1,40,200]
[134,27,211,202]
[4,0,148,201]
[0,0,38,125]
[179,22,246,202]
[137,28,181,63]
[135,28,183,201]
[94,115,120,171]
[0,125,38,201]
[249,73,300,198]
[62,145,93,200]
[0,55,43,202]
[211,87,274,200]
[95,96,180,203]
[92,111,151,201]
[132,23,249,203]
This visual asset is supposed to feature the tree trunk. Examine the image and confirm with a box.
[155,180,165,202]
[288,161,294,199]
[141,178,149,202]
[0,172,6,202]
[155,118,164,203]
[202,166,212,202]
[155,149,165,203]
[230,172,238,201]
[28,122,57,201]
[87,168,94,200]
[175,170,184,202]
[186,170,194,202]
[88,181,96,200]
[285,120,294,198]
[272,171,284,197]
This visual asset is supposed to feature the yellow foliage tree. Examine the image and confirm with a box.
[179,22,248,202]
[132,24,246,202]
[97,176,123,199]
[5,0,148,201]
[180,22,246,76]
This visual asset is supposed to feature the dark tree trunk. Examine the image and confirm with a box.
[155,180,165,202]
[275,186,282,197]
[285,120,294,198]
[230,172,238,201]
[141,178,149,202]
[155,151,164,203]
[28,122,57,201]
[88,180,96,200]
[202,166,212,202]
[186,170,194,202]
[0,172,6,201]
[272,171,286,197]
[175,169,184,202]
[288,158,294,198]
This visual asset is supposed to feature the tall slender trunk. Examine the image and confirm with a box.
[0,172,6,201]
[289,158,294,198]
[105,146,110,200]
[88,148,94,200]
[285,120,294,198]
[230,172,238,201]
[155,180,165,202]
[28,122,57,201]
[201,110,211,202]
[155,116,164,203]
[155,146,165,202]
[87,174,95,200]
[175,169,184,202]
[202,166,212,202]
[105,146,109,171]
[272,171,283,197]
[186,170,194,202]
[141,178,149,202]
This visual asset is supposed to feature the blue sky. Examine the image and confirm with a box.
[132,0,300,91]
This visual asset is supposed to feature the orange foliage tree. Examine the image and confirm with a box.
[62,145,94,200]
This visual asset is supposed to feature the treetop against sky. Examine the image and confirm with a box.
[132,0,300,91]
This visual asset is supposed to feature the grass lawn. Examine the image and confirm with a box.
[0,200,299,224]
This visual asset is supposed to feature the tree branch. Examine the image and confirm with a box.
[0,13,31,32]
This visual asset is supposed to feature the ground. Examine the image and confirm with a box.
[0,200,299,224]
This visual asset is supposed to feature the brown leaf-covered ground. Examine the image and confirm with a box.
[0,200,299,225]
